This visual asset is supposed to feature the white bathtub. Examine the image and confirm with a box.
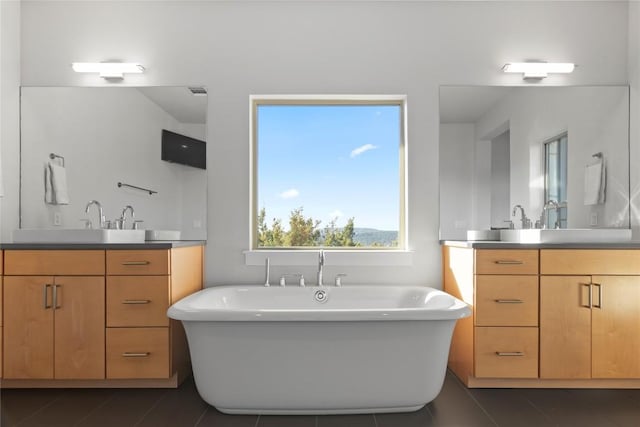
[168,285,470,415]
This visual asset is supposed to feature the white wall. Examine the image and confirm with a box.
[490,131,510,228]
[439,123,475,240]
[12,1,630,286]
[0,0,20,243]
[475,87,629,229]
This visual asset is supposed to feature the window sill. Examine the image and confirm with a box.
[243,249,414,267]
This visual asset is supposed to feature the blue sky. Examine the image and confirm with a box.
[257,104,400,231]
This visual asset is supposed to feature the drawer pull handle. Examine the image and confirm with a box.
[593,283,602,309]
[43,284,52,309]
[122,261,150,266]
[494,260,524,265]
[494,299,523,304]
[495,351,525,357]
[122,352,151,358]
[122,299,151,305]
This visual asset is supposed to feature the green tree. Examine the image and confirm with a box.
[257,208,286,246]
[285,207,321,246]
[323,217,357,247]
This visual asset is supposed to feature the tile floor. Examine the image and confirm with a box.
[2,372,640,427]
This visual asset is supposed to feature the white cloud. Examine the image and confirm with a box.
[279,188,300,199]
[329,210,343,220]
[350,143,377,158]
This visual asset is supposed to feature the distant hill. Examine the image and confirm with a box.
[353,228,398,247]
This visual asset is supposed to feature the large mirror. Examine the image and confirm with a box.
[439,86,630,240]
[20,86,207,240]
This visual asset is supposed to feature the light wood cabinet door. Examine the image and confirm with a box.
[3,276,55,379]
[540,275,592,379]
[54,276,105,379]
[591,276,640,378]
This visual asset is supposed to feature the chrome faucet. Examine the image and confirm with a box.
[85,200,105,229]
[541,200,561,229]
[120,205,135,229]
[317,249,325,287]
[512,205,531,229]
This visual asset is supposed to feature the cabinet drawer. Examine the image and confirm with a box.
[107,250,169,275]
[475,327,538,378]
[475,275,538,327]
[106,328,169,379]
[475,250,538,275]
[4,250,105,276]
[107,276,170,327]
[540,249,640,275]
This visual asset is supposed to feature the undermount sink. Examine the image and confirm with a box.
[13,228,146,244]
[499,228,633,244]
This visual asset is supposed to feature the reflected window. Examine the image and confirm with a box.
[544,133,568,228]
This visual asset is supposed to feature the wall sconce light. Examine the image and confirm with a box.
[71,62,145,79]
[502,62,575,80]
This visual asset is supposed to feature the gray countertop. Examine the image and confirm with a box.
[442,240,640,249]
[0,240,206,250]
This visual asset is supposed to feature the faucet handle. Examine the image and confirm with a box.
[80,219,93,229]
[132,220,144,230]
[503,220,514,230]
[335,273,347,287]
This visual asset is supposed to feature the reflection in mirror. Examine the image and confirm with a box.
[20,87,207,240]
[439,86,629,240]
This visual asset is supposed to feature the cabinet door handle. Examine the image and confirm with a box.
[53,284,61,309]
[43,284,52,309]
[494,260,524,265]
[593,283,602,309]
[122,299,151,305]
[580,283,592,308]
[495,351,525,357]
[494,299,523,304]
[122,352,151,358]
[121,261,150,266]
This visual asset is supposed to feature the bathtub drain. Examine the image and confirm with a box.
[314,290,328,303]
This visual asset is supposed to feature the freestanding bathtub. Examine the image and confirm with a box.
[168,285,470,415]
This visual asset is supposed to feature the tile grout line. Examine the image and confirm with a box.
[131,389,171,427]
[192,407,209,427]
[373,413,379,427]
[254,414,261,427]
[71,391,118,427]
[453,379,500,427]
[14,392,66,427]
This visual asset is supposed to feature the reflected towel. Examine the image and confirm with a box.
[584,159,606,205]
[44,162,70,205]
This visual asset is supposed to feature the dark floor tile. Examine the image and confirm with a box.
[375,406,434,427]
[468,388,555,427]
[74,388,167,427]
[135,377,209,427]
[15,388,116,427]
[565,389,640,427]
[258,415,315,427]
[521,388,619,427]
[195,406,258,427]
[0,389,63,427]
[317,414,375,427]
[426,374,498,427]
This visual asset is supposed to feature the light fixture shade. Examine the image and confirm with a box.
[71,62,145,79]
[502,62,575,79]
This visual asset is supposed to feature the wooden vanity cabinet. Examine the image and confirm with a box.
[105,246,202,381]
[444,246,539,385]
[2,251,105,379]
[540,250,640,379]
[1,249,3,378]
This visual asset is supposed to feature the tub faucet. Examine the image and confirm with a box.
[317,249,325,286]
[85,200,105,229]
[512,205,531,229]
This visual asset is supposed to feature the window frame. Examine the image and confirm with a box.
[249,95,408,250]
[543,131,568,229]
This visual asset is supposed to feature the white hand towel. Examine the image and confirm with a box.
[49,162,70,205]
[584,160,604,205]
[44,162,53,204]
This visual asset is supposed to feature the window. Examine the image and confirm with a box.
[251,96,406,249]
[543,133,568,229]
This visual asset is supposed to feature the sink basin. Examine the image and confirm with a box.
[13,228,146,244]
[499,228,632,244]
